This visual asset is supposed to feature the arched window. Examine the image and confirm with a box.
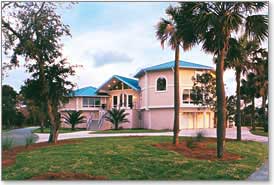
[156,77,167,91]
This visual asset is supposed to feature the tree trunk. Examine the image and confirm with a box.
[251,98,255,131]
[40,119,44,133]
[72,124,75,131]
[262,95,267,132]
[236,69,241,141]
[115,122,118,130]
[173,44,180,145]
[47,100,58,143]
[216,48,227,158]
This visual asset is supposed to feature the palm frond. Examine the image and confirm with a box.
[245,15,268,42]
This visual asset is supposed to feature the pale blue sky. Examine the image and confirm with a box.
[2,2,268,97]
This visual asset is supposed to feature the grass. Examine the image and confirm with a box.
[2,136,267,180]
[33,128,86,134]
[90,128,171,134]
[250,127,268,137]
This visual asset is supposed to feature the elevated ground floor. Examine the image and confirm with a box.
[59,107,235,130]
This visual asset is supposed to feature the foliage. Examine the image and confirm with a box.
[226,95,236,122]
[25,135,35,148]
[156,5,198,145]
[105,108,129,130]
[2,2,76,143]
[186,138,196,149]
[2,136,14,150]
[250,127,268,137]
[62,111,86,130]
[195,132,205,142]
[2,85,26,129]
[2,136,268,180]
[176,2,268,157]
[191,73,216,111]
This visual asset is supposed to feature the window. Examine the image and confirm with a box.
[182,89,193,104]
[156,77,167,91]
[128,95,133,108]
[113,96,118,107]
[82,97,101,107]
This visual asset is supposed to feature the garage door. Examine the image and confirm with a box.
[197,112,211,128]
[180,113,194,129]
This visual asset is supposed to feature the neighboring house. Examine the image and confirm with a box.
[59,60,216,130]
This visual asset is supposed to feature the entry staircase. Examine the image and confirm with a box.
[86,110,108,130]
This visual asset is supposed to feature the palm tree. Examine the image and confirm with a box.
[156,5,197,145]
[241,73,257,130]
[225,36,259,140]
[253,49,268,132]
[179,2,268,158]
[63,111,86,131]
[105,108,129,130]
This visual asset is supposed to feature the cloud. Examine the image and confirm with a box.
[91,50,132,67]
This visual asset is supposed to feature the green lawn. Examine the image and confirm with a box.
[2,136,267,180]
[250,127,268,137]
[90,128,171,134]
[33,127,86,133]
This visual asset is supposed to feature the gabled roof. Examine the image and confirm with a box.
[96,75,140,92]
[114,75,140,91]
[134,60,214,78]
[69,86,97,97]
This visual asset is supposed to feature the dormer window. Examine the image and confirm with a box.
[156,77,167,92]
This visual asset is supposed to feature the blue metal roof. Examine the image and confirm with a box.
[113,75,140,91]
[96,75,140,92]
[70,86,97,97]
[134,60,214,78]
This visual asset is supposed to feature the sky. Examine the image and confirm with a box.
[2,2,268,97]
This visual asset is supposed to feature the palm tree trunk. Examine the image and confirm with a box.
[216,48,227,158]
[115,122,118,130]
[173,44,180,145]
[251,98,255,131]
[262,95,267,132]
[236,69,241,141]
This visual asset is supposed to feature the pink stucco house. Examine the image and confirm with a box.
[59,60,216,130]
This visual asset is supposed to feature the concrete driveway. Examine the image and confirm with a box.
[35,127,268,143]
[2,127,39,147]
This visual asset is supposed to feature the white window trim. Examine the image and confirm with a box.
[155,76,168,92]
[182,89,194,104]
[112,94,133,109]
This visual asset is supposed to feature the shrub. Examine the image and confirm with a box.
[25,135,35,148]
[2,137,14,150]
[186,138,196,149]
[196,131,205,142]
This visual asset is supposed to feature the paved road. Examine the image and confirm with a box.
[2,127,39,147]
[248,160,269,181]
